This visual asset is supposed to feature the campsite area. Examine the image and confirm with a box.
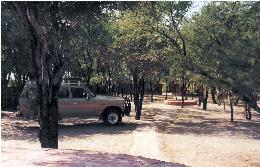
[2,97,260,167]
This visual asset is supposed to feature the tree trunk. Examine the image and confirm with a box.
[198,86,203,106]
[38,88,59,148]
[210,87,217,104]
[224,91,228,111]
[16,5,65,148]
[175,82,178,100]
[133,72,144,120]
[184,81,188,100]
[203,89,208,110]
[198,95,202,106]
[191,83,194,100]
[172,81,174,96]
[165,80,168,100]
[108,67,112,95]
[243,97,252,120]
[181,80,185,108]
[130,81,133,101]
[149,78,153,102]
[244,93,260,113]
[246,106,252,120]
[229,93,234,122]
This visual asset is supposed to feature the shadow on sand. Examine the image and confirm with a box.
[1,114,147,142]
[141,103,260,140]
[2,147,188,167]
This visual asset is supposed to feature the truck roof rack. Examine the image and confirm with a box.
[25,79,87,86]
[61,80,87,86]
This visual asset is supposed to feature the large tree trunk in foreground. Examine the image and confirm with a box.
[37,89,59,148]
[29,13,63,148]
[15,3,65,148]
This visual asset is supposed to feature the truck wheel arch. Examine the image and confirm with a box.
[100,106,122,121]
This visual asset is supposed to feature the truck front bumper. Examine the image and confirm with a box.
[123,100,131,116]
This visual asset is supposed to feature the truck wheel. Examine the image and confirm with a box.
[105,110,122,125]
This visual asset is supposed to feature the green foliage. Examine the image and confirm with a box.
[90,75,105,85]
[109,2,187,82]
[67,17,110,83]
[2,1,259,104]
[1,3,33,87]
[183,2,260,97]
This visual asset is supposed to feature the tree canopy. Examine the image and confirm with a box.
[1,1,259,148]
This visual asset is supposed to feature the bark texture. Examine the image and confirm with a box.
[203,89,208,110]
[133,72,145,120]
[14,3,64,148]
[28,8,63,148]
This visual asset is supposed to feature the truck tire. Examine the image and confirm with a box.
[105,110,122,125]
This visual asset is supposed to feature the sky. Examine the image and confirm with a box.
[186,1,208,18]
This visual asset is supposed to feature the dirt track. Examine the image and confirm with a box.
[2,101,260,167]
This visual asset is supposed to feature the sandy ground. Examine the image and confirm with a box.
[1,100,260,167]
[2,147,183,167]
